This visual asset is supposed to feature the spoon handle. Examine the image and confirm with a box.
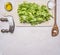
[54,0,57,24]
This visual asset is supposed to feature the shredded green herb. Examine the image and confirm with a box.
[17,2,52,25]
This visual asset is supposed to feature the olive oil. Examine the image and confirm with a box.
[5,2,13,11]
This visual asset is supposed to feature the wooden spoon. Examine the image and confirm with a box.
[52,0,59,37]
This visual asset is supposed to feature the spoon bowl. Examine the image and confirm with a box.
[52,24,59,36]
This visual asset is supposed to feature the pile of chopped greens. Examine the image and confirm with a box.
[17,2,52,25]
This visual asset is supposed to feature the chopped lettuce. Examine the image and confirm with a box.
[17,2,52,25]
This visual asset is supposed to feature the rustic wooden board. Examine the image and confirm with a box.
[0,0,54,27]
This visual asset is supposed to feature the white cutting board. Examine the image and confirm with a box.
[0,0,54,27]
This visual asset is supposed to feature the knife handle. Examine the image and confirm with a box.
[1,29,9,33]
[0,18,8,22]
